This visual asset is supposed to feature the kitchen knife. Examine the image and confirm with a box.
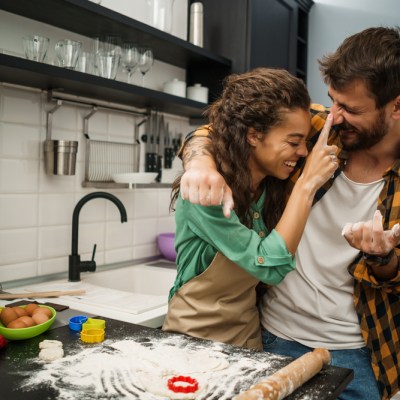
[156,114,166,181]
[164,122,174,168]
[144,111,158,173]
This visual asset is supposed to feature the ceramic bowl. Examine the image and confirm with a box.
[157,233,177,262]
[0,305,56,340]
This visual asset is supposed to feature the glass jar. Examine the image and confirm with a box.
[146,0,175,33]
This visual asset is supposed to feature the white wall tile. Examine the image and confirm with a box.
[0,228,38,265]
[0,261,38,283]
[0,122,41,158]
[39,225,70,259]
[133,217,158,245]
[105,220,133,249]
[77,222,105,254]
[158,215,176,233]
[75,195,107,223]
[38,167,76,193]
[0,159,39,193]
[39,193,75,226]
[158,188,173,216]
[39,257,68,276]
[133,243,160,259]
[104,247,134,264]
[1,86,42,125]
[133,189,159,218]
[0,195,38,229]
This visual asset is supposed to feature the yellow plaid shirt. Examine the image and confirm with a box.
[185,104,400,400]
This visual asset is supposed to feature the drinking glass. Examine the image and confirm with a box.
[23,35,50,62]
[55,39,82,69]
[121,43,139,84]
[96,51,120,79]
[138,47,154,87]
[76,51,96,74]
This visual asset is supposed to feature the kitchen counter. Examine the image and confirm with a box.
[0,317,353,399]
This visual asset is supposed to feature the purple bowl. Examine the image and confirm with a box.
[157,233,176,262]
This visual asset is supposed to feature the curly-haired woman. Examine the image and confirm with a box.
[163,68,338,350]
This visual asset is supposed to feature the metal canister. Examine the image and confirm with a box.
[44,139,78,175]
[189,2,203,47]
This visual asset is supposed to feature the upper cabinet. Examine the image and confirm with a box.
[0,0,232,118]
[199,0,313,81]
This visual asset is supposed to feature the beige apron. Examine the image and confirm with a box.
[163,252,263,350]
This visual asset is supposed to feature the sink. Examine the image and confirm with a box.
[4,261,177,328]
[83,261,176,295]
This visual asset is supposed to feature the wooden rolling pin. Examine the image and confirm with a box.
[233,348,331,400]
[0,289,86,300]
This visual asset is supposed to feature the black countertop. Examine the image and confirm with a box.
[0,317,353,399]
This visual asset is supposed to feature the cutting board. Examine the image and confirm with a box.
[0,318,353,400]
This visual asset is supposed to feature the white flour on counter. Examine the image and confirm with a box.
[19,334,287,400]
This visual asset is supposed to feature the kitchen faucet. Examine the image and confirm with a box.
[69,192,128,282]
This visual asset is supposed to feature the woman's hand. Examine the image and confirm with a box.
[299,114,339,193]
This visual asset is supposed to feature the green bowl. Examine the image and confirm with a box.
[0,305,56,340]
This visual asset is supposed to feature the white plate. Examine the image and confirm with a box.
[112,173,158,186]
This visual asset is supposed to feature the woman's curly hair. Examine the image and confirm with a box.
[172,67,310,231]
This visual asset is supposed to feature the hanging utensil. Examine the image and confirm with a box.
[164,122,174,168]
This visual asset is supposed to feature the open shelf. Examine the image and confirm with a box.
[0,0,232,118]
[0,53,208,118]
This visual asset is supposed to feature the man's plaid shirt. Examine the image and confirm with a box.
[293,104,400,400]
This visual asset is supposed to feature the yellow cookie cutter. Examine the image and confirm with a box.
[80,328,105,343]
[82,318,106,330]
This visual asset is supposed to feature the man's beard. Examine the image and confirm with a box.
[339,109,389,151]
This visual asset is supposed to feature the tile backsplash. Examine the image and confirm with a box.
[0,83,188,284]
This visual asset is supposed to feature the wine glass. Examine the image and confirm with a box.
[138,47,154,87]
[121,43,139,84]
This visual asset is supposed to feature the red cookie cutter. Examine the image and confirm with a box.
[167,375,199,393]
[0,334,7,349]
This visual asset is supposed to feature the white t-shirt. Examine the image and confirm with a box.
[260,172,384,349]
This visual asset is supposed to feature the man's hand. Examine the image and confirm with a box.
[180,167,234,218]
[180,136,234,218]
[342,210,400,255]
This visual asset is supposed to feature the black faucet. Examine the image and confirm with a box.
[69,192,128,282]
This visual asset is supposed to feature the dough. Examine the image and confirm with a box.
[39,347,64,362]
[39,339,63,349]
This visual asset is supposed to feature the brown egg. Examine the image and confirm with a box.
[25,303,39,316]
[32,307,53,319]
[7,319,27,329]
[0,307,19,326]
[32,312,49,325]
[13,307,28,318]
[17,316,35,327]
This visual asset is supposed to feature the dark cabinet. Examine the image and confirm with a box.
[199,0,313,81]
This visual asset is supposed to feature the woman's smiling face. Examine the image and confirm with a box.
[247,108,311,186]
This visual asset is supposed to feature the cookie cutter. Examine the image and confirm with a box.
[80,328,105,343]
[82,318,106,330]
[69,315,88,331]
